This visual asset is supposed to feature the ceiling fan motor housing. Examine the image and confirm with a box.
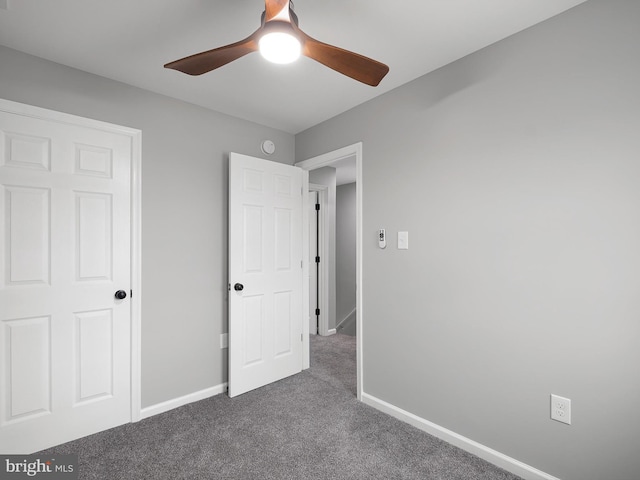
[164,0,389,86]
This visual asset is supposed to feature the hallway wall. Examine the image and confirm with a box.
[336,182,356,336]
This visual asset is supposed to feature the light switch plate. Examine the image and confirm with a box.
[398,231,409,249]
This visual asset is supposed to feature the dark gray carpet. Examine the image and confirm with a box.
[40,334,522,480]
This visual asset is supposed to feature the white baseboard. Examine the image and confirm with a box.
[140,383,227,420]
[336,308,357,331]
[361,392,560,480]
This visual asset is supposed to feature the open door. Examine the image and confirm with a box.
[228,153,305,397]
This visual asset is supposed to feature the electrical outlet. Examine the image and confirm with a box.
[550,394,571,425]
[220,333,228,349]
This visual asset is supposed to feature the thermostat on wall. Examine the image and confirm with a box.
[378,229,386,249]
[261,140,275,155]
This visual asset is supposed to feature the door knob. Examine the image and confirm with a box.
[115,290,127,300]
[233,283,244,292]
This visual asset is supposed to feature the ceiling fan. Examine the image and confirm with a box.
[164,0,389,87]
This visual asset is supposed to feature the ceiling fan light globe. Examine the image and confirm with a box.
[259,32,301,64]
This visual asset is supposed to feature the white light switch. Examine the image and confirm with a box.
[398,231,409,250]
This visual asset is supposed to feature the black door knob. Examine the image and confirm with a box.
[233,283,244,292]
[115,290,127,300]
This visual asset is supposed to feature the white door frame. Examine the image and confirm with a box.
[296,143,363,399]
[0,98,143,421]
[308,183,330,336]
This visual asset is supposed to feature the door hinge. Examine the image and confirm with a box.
[315,203,320,211]
[315,256,320,263]
[315,308,320,316]
[301,333,303,342]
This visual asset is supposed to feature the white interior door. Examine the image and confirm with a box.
[308,191,318,335]
[228,153,303,397]
[0,107,133,453]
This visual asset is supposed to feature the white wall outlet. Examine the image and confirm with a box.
[220,333,228,349]
[551,394,571,425]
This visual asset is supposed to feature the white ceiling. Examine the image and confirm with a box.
[0,0,588,134]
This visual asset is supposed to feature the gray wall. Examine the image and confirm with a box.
[309,167,337,331]
[295,1,640,479]
[336,182,356,335]
[0,45,295,408]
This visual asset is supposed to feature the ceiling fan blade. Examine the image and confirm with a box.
[298,31,389,86]
[264,0,291,23]
[165,29,261,76]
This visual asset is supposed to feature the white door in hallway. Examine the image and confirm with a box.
[228,153,303,397]
[0,106,133,453]
[308,191,318,335]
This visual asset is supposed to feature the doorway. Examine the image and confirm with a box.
[296,143,363,399]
